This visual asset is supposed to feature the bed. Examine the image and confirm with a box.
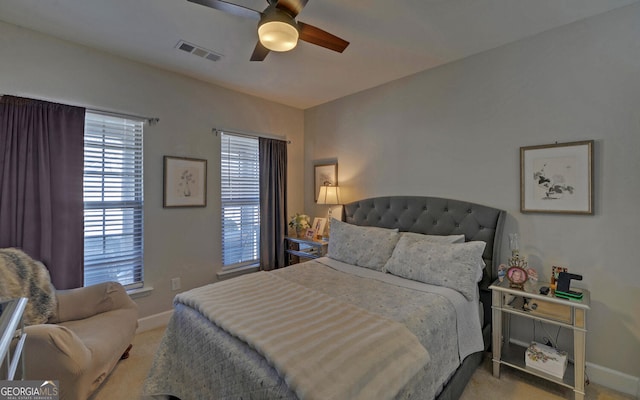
[143,196,505,400]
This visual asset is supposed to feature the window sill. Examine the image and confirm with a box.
[127,286,153,299]
[217,264,260,281]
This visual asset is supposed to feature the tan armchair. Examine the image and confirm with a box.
[20,281,138,400]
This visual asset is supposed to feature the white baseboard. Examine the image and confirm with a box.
[136,310,172,333]
[510,338,639,398]
[586,362,640,398]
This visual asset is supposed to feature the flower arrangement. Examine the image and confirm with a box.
[289,213,311,232]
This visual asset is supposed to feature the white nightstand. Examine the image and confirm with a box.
[490,279,590,400]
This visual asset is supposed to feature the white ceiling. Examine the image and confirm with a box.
[0,0,637,109]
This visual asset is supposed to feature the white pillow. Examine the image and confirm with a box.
[327,219,400,272]
[399,233,485,282]
[384,237,486,300]
[400,232,465,244]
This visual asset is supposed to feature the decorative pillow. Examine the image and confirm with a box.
[384,238,486,300]
[0,248,57,325]
[400,232,465,244]
[400,232,485,281]
[327,219,400,271]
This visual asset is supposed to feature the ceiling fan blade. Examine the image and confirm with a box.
[187,0,261,20]
[274,0,308,17]
[250,41,271,61]
[298,22,349,53]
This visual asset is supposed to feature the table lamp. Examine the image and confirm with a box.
[317,185,340,237]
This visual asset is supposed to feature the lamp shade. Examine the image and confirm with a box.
[317,186,340,205]
[258,9,299,52]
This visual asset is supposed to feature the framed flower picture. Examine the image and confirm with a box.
[314,163,337,202]
[164,156,207,207]
[520,141,593,214]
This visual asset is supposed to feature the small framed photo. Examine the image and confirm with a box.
[314,163,338,202]
[304,228,316,240]
[312,217,327,237]
[507,266,528,289]
[164,156,207,207]
[520,140,593,214]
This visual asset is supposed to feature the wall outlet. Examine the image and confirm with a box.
[171,277,181,291]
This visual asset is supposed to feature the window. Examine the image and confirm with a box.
[221,133,260,269]
[83,111,144,288]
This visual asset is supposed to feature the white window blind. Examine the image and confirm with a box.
[221,133,260,269]
[84,111,144,288]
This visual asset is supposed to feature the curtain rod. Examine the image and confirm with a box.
[212,127,291,144]
[88,108,159,126]
[1,94,159,125]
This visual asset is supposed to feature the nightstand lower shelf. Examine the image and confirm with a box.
[496,342,576,389]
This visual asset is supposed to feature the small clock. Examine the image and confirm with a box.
[506,266,528,289]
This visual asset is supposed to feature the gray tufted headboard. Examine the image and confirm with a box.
[343,196,506,326]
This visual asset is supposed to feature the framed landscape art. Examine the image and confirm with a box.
[520,140,593,214]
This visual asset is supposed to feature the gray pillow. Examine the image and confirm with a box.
[384,237,486,300]
[399,232,465,244]
[327,219,400,271]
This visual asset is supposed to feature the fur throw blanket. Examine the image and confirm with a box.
[0,248,57,325]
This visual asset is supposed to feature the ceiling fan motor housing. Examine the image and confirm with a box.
[258,5,299,52]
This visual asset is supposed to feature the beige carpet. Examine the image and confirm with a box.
[89,327,166,400]
[91,326,634,400]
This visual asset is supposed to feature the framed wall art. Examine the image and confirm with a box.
[164,156,207,208]
[314,163,338,202]
[520,140,593,214]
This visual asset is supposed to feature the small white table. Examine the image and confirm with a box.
[490,279,590,400]
[0,297,28,380]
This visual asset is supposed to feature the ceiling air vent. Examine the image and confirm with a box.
[176,40,223,62]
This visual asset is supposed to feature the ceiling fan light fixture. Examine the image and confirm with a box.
[258,9,299,52]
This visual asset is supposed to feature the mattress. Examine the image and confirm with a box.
[143,258,483,400]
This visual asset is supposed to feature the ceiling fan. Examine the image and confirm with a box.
[187,0,349,61]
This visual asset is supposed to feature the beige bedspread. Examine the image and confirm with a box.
[176,271,430,400]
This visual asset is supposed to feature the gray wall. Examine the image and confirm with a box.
[0,21,306,320]
[305,3,640,391]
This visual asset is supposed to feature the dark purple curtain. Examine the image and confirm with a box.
[0,96,85,289]
[259,137,287,270]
